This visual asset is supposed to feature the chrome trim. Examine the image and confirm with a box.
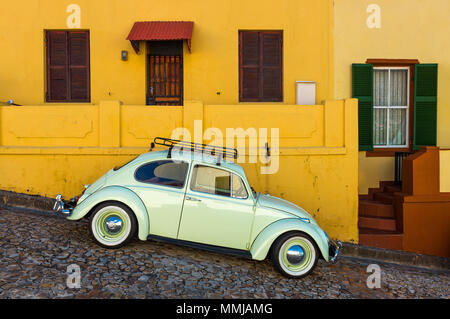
[299,217,311,224]
[105,216,123,234]
[329,240,342,264]
[286,245,305,265]
[185,196,201,202]
[53,194,74,216]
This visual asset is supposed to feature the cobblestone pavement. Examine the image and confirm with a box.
[0,207,448,299]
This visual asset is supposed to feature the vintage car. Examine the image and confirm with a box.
[54,138,341,278]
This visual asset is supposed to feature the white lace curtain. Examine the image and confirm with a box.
[373,68,408,147]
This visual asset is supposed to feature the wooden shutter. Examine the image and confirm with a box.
[68,31,90,101]
[239,31,260,101]
[261,32,283,101]
[413,64,438,149]
[46,30,90,102]
[46,31,68,101]
[352,63,374,151]
[239,31,282,102]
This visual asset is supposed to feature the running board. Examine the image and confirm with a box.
[147,235,253,259]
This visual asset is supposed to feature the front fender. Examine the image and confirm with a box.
[250,218,329,261]
[67,186,150,241]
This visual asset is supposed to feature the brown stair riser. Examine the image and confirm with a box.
[383,185,402,194]
[358,194,371,201]
[359,202,395,218]
[367,188,380,200]
[358,217,397,232]
[372,192,394,204]
[359,234,403,251]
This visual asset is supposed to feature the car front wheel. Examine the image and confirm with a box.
[89,202,137,249]
[271,232,319,278]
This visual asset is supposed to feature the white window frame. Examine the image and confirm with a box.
[373,66,410,148]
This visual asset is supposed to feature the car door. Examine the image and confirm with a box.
[177,163,255,250]
[127,159,189,239]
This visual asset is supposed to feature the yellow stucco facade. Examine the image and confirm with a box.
[0,0,334,105]
[1,0,449,245]
[333,0,450,194]
[0,0,361,243]
[0,100,359,242]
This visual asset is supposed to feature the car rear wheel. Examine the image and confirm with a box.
[89,202,137,249]
[271,232,319,278]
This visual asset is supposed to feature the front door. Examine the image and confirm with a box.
[147,40,183,106]
[177,164,255,250]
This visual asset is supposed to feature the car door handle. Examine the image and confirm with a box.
[186,196,201,202]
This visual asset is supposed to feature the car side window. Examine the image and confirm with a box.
[190,165,248,198]
[135,160,188,188]
[231,174,248,199]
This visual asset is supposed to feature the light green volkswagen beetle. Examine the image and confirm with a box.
[54,138,341,278]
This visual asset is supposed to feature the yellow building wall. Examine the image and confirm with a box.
[0,0,361,243]
[0,99,359,242]
[440,150,450,193]
[334,0,450,194]
[358,153,394,194]
[0,0,334,105]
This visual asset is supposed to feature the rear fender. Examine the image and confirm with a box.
[250,218,329,261]
[67,186,150,241]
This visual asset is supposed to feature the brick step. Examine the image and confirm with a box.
[358,216,397,231]
[359,228,403,250]
[372,192,394,204]
[359,200,395,218]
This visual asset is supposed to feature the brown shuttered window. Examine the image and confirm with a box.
[239,31,283,102]
[46,30,90,102]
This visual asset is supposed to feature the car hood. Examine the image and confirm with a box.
[256,193,316,223]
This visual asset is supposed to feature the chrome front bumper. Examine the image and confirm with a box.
[53,194,76,216]
[328,240,342,264]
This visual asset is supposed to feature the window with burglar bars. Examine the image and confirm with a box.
[147,41,183,106]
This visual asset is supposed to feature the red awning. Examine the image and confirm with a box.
[126,21,194,53]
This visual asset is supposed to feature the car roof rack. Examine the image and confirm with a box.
[153,137,238,161]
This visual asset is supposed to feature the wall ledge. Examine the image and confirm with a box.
[0,146,149,155]
[401,192,450,203]
[0,146,348,156]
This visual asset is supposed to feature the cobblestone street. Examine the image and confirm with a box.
[0,207,448,299]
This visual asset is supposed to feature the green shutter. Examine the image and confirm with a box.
[413,64,438,150]
[352,63,374,151]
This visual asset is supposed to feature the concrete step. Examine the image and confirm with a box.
[359,200,395,218]
[358,216,397,232]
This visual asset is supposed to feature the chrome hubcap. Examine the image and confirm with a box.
[104,215,123,235]
[286,245,305,265]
